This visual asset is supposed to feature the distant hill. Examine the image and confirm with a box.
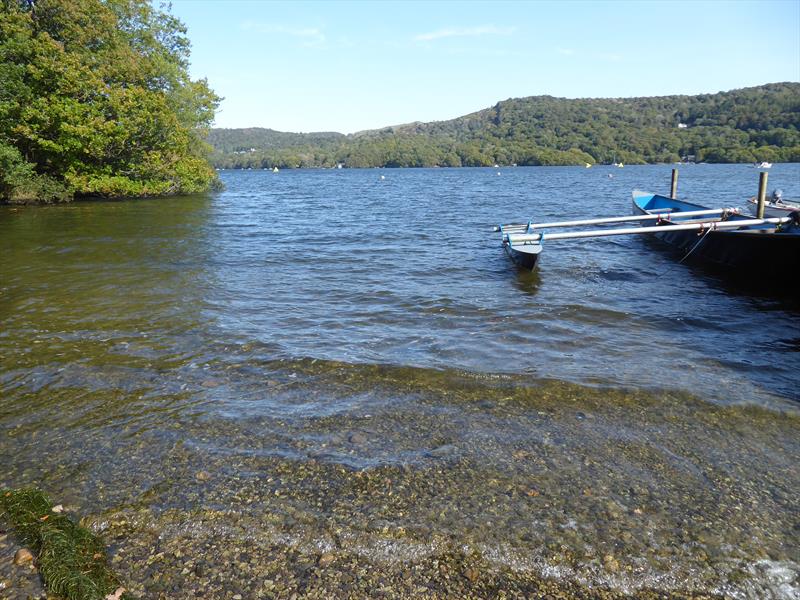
[208,128,345,153]
[210,83,800,169]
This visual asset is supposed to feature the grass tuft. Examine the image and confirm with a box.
[0,488,131,600]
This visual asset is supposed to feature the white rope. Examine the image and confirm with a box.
[677,225,714,264]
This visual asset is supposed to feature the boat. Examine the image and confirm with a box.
[754,161,772,169]
[632,190,800,281]
[747,190,800,218]
[498,223,542,270]
[496,191,800,284]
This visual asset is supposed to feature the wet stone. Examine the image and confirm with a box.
[13,548,33,566]
[603,554,620,573]
[318,553,335,567]
[427,444,457,458]
[348,432,367,445]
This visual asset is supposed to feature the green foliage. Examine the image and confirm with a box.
[0,141,70,202]
[0,488,133,600]
[211,83,800,169]
[0,0,220,203]
[208,128,345,153]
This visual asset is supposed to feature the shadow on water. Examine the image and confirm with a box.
[772,336,800,351]
[638,235,800,307]
[510,266,542,295]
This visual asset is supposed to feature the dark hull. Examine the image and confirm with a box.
[632,193,800,289]
[504,241,542,271]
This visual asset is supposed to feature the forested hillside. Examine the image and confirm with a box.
[212,83,800,169]
[208,129,345,153]
[0,0,220,203]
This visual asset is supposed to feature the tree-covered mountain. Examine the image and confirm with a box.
[211,83,800,170]
[208,129,345,153]
[0,0,220,203]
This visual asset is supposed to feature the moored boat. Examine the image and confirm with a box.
[497,222,543,270]
[632,190,800,283]
[746,190,800,218]
[497,190,799,289]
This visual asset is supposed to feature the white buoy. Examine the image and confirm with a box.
[380,175,385,180]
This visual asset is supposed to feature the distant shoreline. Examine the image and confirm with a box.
[208,83,800,171]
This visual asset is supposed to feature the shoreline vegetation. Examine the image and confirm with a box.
[0,0,220,205]
[210,83,800,171]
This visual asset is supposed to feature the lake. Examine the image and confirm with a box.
[1,164,798,598]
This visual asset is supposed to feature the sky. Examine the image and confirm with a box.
[169,0,800,134]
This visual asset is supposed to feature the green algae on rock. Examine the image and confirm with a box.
[0,488,130,600]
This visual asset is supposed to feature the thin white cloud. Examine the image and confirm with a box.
[597,52,623,61]
[414,25,516,42]
[241,21,326,46]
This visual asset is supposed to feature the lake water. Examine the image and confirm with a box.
[1,165,798,598]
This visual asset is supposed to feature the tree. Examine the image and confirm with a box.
[0,0,220,203]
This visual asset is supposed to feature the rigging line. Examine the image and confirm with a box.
[677,225,714,264]
[651,224,715,279]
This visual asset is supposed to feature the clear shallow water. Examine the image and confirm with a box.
[1,164,799,597]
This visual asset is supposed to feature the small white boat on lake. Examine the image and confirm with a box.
[755,161,772,169]
[747,190,800,218]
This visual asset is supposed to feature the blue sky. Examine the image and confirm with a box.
[170,0,800,133]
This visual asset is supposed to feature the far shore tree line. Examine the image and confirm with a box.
[210,83,800,170]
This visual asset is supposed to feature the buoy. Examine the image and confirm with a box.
[380,175,385,180]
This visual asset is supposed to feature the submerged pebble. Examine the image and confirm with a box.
[12,549,33,567]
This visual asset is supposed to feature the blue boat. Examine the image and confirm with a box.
[498,190,800,291]
[631,190,800,283]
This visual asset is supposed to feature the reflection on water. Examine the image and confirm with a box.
[1,165,799,597]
